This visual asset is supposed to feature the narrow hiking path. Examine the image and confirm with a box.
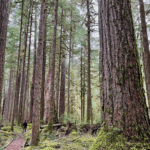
[4,133,26,150]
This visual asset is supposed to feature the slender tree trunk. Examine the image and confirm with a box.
[48,0,59,133]
[67,7,72,116]
[29,7,37,123]
[11,0,24,131]
[0,0,10,114]
[81,48,83,122]
[24,13,33,121]
[55,8,63,117]
[86,0,92,124]
[59,57,66,122]
[139,0,150,117]
[44,69,51,123]
[31,0,46,145]
[98,0,150,140]
[18,12,31,124]
[40,11,47,123]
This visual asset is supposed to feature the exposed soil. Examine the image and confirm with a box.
[4,134,25,150]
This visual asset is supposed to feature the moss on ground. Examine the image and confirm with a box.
[91,126,150,150]
[23,129,96,150]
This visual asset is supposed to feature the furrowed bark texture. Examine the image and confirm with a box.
[0,0,9,114]
[3,68,12,121]
[99,0,150,140]
[48,0,59,133]
[40,12,47,123]
[55,8,63,116]
[31,0,46,146]
[44,68,51,123]
[59,58,66,122]
[139,0,150,116]
[86,0,92,124]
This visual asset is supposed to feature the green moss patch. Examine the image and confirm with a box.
[91,126,150,150]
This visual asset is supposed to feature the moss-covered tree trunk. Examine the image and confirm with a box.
[98,0,150,140]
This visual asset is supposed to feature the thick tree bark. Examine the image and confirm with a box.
[48,0,59,133]
[99,0,150,140]
[24,13,33,121]
[139,0,150,117]
[0,0,10,114]
[31,0,46,146]
[44,69,51,123]
[59,57,66,122]
[29,7,37,123]
[3,68,12,122]
[86,0,92,124]
[11,0,24,131]
[40,12,47,123]
[55,8,63,117]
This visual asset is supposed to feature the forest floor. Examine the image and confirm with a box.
[4,134,25,150]
[0,124,96,150]
[1,124,150,150]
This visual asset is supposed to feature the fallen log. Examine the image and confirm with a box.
[40,124,62,129]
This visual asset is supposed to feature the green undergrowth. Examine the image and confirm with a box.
[0,125,23,148]
[23,129,96,150]
[91,126,150,150]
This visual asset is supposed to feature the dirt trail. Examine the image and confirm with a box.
[4,134,26,150]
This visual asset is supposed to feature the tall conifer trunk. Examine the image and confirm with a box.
[48,0,59,133]
[59,57,66,122]
[86,0,92,124]
[68,7,72,116]
[56,8,63,117]
[98,0,150,140]
[31,0,46,145]
[11,0,24,131]
[0,0,10,114]
[139,0,150,117]
[30,7,37,123]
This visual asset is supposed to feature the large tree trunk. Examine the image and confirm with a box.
[86,0,92,124]
[24,12,33,121]
[44,69,51,124]
[31,0,46,146]
[139,0,150,117]
[3,68,12,122]
[0,0,10,114]
[98,0,150,140]
[59,57,66,122]
[48,0,59,133]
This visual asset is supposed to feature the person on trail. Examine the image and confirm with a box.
[23,120,27,133]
